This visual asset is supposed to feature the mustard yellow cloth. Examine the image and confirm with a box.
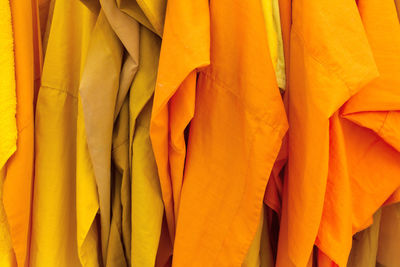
[119,0,166,37]
[377,203,400,267]
[129,26,164,267]
[78,8,124,265]
[110,96,131,267]
[347,210,382,267]
[0,0,17,265]
[30,0,100,265]
[109,55,139,267]
[105,1,166,265]
[78,0,142,264]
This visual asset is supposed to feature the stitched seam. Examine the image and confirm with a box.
[18,119,34,134]
[377,112,390,136]
[112,139,129,152]
[200,72,284,131]
[40,84,78,99]
[291,28,358,98]
[137,0,163,36]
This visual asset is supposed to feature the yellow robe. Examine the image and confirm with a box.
[79,0,142,265]
[129,25,164,267]
[30,0,100,265]
[102,1,166,265]
[0,0,17,179]
[78,8,123,266]
[0,0,17,264]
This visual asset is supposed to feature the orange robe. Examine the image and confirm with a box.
[150,0,210,245]
[151,0,288,266]
[4,0,42,266]
[277,0,400,266]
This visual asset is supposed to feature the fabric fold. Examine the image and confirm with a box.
[315,1,400,265]
[78,6,125,264]
[30,0,98,265]
[170,0,287,266]
[150,0,210,243]
[129,25,164,267]
[276,0,379,265]
[3,0,39,264]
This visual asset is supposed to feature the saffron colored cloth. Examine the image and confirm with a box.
[277,0,400,266]
[277,0,377,265]
[155,0,288,266]
[150,0,210,245]
[3,0,41,265]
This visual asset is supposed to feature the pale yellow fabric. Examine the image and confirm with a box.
[130,26,164,267]
[30,0,99,265]
[261,0,286,89]
[0,0,17,265]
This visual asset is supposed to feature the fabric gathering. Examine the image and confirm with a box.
[0,0,400,266]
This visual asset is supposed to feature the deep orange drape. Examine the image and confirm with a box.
[163,0,287,266]
[4,0,42,265]
[276,0,400,266]
[277,0,378,265]
[150,0,210,243]
[317,0,400,265]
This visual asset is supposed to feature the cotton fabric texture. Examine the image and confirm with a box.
[277,0,400,266]
[30,0,99,265]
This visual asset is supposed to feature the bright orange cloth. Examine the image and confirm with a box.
[3,0,41,266]
[277,0,400,266]
[264,0,291,216]
[153,1,288,266]
[150,0,210,242]
[317,0,400,266]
